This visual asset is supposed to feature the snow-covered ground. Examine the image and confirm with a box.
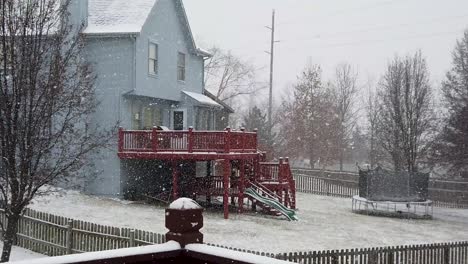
[0,242,45,262]
[29,190,468,253]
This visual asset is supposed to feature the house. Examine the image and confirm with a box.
[70,0,233,196]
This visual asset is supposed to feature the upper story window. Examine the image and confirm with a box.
[177,52,186,81]
[148,43,158,75]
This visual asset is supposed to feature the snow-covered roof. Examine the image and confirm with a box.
[8,241,181,264]
[84,0,157,34]
[182,91,222,108]
[185,244,293,264]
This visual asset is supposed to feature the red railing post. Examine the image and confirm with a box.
[188,126,194,153]
[224,127,231,153]
[285,157,296,209]
[118,127,124,152]
[240,127,245,153]
[152,126,158,152]
[279,157,284,183]
[253,128,258,151]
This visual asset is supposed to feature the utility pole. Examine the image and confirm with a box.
[265,9,277,134]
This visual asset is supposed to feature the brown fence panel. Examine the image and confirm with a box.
[292,168,468,208]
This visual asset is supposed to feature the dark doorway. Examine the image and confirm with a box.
[173,111,184,130]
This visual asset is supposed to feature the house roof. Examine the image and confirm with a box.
[84,0,157,34]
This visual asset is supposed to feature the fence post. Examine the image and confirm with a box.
[331,251,339,264]
[387,249,394,264]
[129,229,135,247]
[66,220,73,254]
[444,246,450,264]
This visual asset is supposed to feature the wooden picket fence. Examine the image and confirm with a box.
[0,208,166,256]
[1,208,468,263]
[292,168,468,209]
[274,241,468,264]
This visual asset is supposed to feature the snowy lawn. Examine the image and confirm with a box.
[30,191,468,253]
[0,242,45,262]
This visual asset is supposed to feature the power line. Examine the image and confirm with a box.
[290,30,464,49]
[225,14,468,53]
[286,13,468,41]
[277,0,407,26]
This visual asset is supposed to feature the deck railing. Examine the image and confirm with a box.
[118,127,257,154]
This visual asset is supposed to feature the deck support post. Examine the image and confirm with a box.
[238,159,245,213]
[223,159,230,219]
[172,161,179,200]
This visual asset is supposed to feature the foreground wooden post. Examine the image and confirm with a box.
[66,220,73,254]
[223,159,231,219]
[166,198,203,247]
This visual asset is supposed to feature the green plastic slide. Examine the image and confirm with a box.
[245,188,298,221]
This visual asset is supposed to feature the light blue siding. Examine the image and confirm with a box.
[78,0,224,197]
[135,0,204,101]
[84,36,135,196]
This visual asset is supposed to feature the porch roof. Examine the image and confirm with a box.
[182,91,222,109]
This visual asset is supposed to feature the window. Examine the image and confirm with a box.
[131,102,141,130]
[177,52,185,81]
[143,106,162,129]
[148,43,158,75]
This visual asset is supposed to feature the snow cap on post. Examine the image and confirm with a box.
[169,198,201,210]
[166,198,204,247]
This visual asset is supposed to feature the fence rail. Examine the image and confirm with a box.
[0,208,166,257]
[292,168,468,209]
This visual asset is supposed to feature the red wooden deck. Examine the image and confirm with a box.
[116,127,296,219]
[118,127,259,160]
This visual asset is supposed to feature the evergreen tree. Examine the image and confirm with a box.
[242,106,275,155]
[435,30,468,176]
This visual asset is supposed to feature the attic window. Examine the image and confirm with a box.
[148,43,158,75]
[177,52,186,81]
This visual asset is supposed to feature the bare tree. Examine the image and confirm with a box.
[331,64,358,171]
[375,52,434,173]
[365,79,385,168]
[0,1,112,261]
[204,46,265,102]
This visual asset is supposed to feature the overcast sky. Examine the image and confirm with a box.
[183,0,468,99]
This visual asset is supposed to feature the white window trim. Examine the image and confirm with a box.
[177,52,186,82]
[148,41,159,77]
